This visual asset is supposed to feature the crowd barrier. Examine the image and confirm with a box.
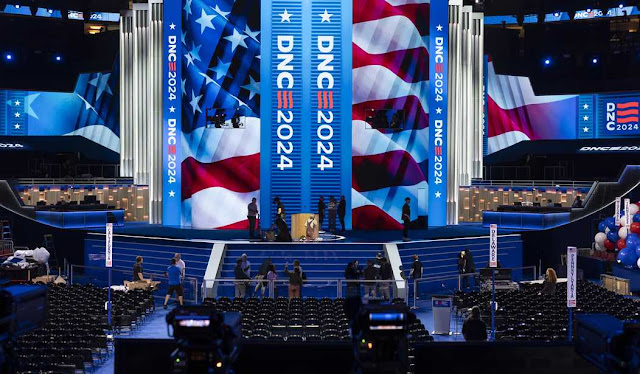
[69,264,199,304]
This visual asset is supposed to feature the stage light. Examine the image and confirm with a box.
[14,4,19,8]
[54,55,62,62]
[47,9,53,14]
[544,58,551,66]
[5,53,12,61]
[553,12,560,17]
[592,58,598,64]
[619,3,624,8]
[586,8,592,12]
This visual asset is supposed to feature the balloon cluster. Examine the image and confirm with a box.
[594,203,640,269]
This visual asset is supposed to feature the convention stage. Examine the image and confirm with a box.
[93,222,520,243]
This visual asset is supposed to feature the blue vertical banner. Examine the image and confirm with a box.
[428,0,449,227]
[578,94,595,139]
[162,0,182,225]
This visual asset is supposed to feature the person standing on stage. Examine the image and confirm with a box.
[174,253,186,283]
[328,196,337,233]
[338,195,347,233]
[409,254,422,300]
[318,196,326,231]
[274,197,285,221]
[247,197,259,239]
[164,258,184,309]
[402,197,411,241]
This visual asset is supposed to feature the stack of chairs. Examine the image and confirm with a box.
[454,281,640,341]
[14,283,155,373]
[202,296,434,343]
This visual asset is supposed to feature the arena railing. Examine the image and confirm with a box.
[12,177,136,186]
[410,266,538,309]
[469,179,595,188]
[69,264,199,304]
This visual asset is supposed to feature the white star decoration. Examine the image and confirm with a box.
[88,73,113,100]
[436,24,443,31]
[583,115,589,121]
[242,76,260,100]
[435,107,442,114]
[169,190,176,198]
[169,23,176,30]
[583,127,589,133]
[14,112,20,118]
[195,8,216,34]
[76,93,98,114]
[280,9,292,22]
[184,52,194,67]
[14,124,20,129]
[211,4,230,19]
[583,103,589,110]
[189,90,203,114]
[183,0,192,19]
[209,58,231,80]
[435,191,442,198]
[14,100,20,106]
[319,9,332,22]
[169,106,176,113]
[244,25,260,42]
[199,72,215,86]
[224,28,248,52]
[189,42,202,61]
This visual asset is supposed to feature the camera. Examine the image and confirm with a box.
[166,306,241,374]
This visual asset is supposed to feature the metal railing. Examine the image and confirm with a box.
[410,266,538,309]
[70,264,199,303]
[12,177,136,186]
[469,179,595,188]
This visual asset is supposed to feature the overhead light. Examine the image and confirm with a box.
[5,53,12,61]
[592,57,598,64]
[544,58,551,66]
[586,8,592,12]
[553,12,560,17]
[14,4,20,8]
[54,55,62,62]
[48,9,53,14]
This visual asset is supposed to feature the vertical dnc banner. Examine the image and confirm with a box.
[489,224,498,268]
[567,246,577,308]
[428,0,450,226]
[105,222,113,268]
[162,0,182,225]
[261,0,351,227]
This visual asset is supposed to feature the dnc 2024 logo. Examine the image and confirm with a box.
[606,101,639,132]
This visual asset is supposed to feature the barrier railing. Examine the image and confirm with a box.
[340,279,408,303]
[411,266,538,309]
[70,264,199,304]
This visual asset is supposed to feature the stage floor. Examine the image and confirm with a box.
[91,222,520,243]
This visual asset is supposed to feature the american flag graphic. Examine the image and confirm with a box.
[181,0,260,229]
[616,102,639,124]
[351,0,430,229]
[487,60,577,154]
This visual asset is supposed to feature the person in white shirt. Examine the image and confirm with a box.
[174,253,186,282]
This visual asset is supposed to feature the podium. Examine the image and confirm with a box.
[291,213,320,241]
[432,295,453,335]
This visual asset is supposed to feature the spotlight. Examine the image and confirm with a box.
[553,12,560,17]
[592,58,598,64]
[55,55,62,62]
[586,8,592,12]
[544,58,551,66]
[619,3,624,8]
[48,9,53,14]
[5,53,12,61]
[14,4,19,8]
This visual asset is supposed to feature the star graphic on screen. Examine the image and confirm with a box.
[14,100,20,106]
[169,23,176,30]
[199,72,215,85]
[583,115,589,121]
[14,124,20,129]
[583,103,589,110]
[435,107,442,114]
[583,127,589,133]
[181,79,186,96]
[76,93,99,114]
[195,8,216,34]
[181,31,187,45]
[189,42,202,61]
[245,25,260,42]
[224,28,248,52]
[319,9,332,22]
[242,76,260,100]
[14,112,20,118]
[436,24,443,31]
[169,190,176,197]
[280,9,292,23]
[88,73,113,100]
[184,52,194,67]
[435,191,442,198]
[189,90,202,114]
[209,58,231,80]
[183,0,192,19]
[211,4,230,19]
[169,106,176,113]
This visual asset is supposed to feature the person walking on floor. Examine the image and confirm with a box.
[254,257,272,297]
[410,254,422,300]
[284,262,304,300]
[402,197,411,241]
[247,197,259,239]
[234,258,251,298]
[345,260,362,298]
[318,196,326,231]
[463,248,476,289]
[338,195,347,232]
[363,260,378,302]
[163,258,184,309]
[328,196,337,233]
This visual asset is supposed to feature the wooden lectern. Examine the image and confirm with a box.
[291,213,320,241]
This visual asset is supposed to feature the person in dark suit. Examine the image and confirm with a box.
[402,197,411,241]
[463,248,477,289]
[462,306,487,341]
[338,195,347,232]
[318,196,326,230]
